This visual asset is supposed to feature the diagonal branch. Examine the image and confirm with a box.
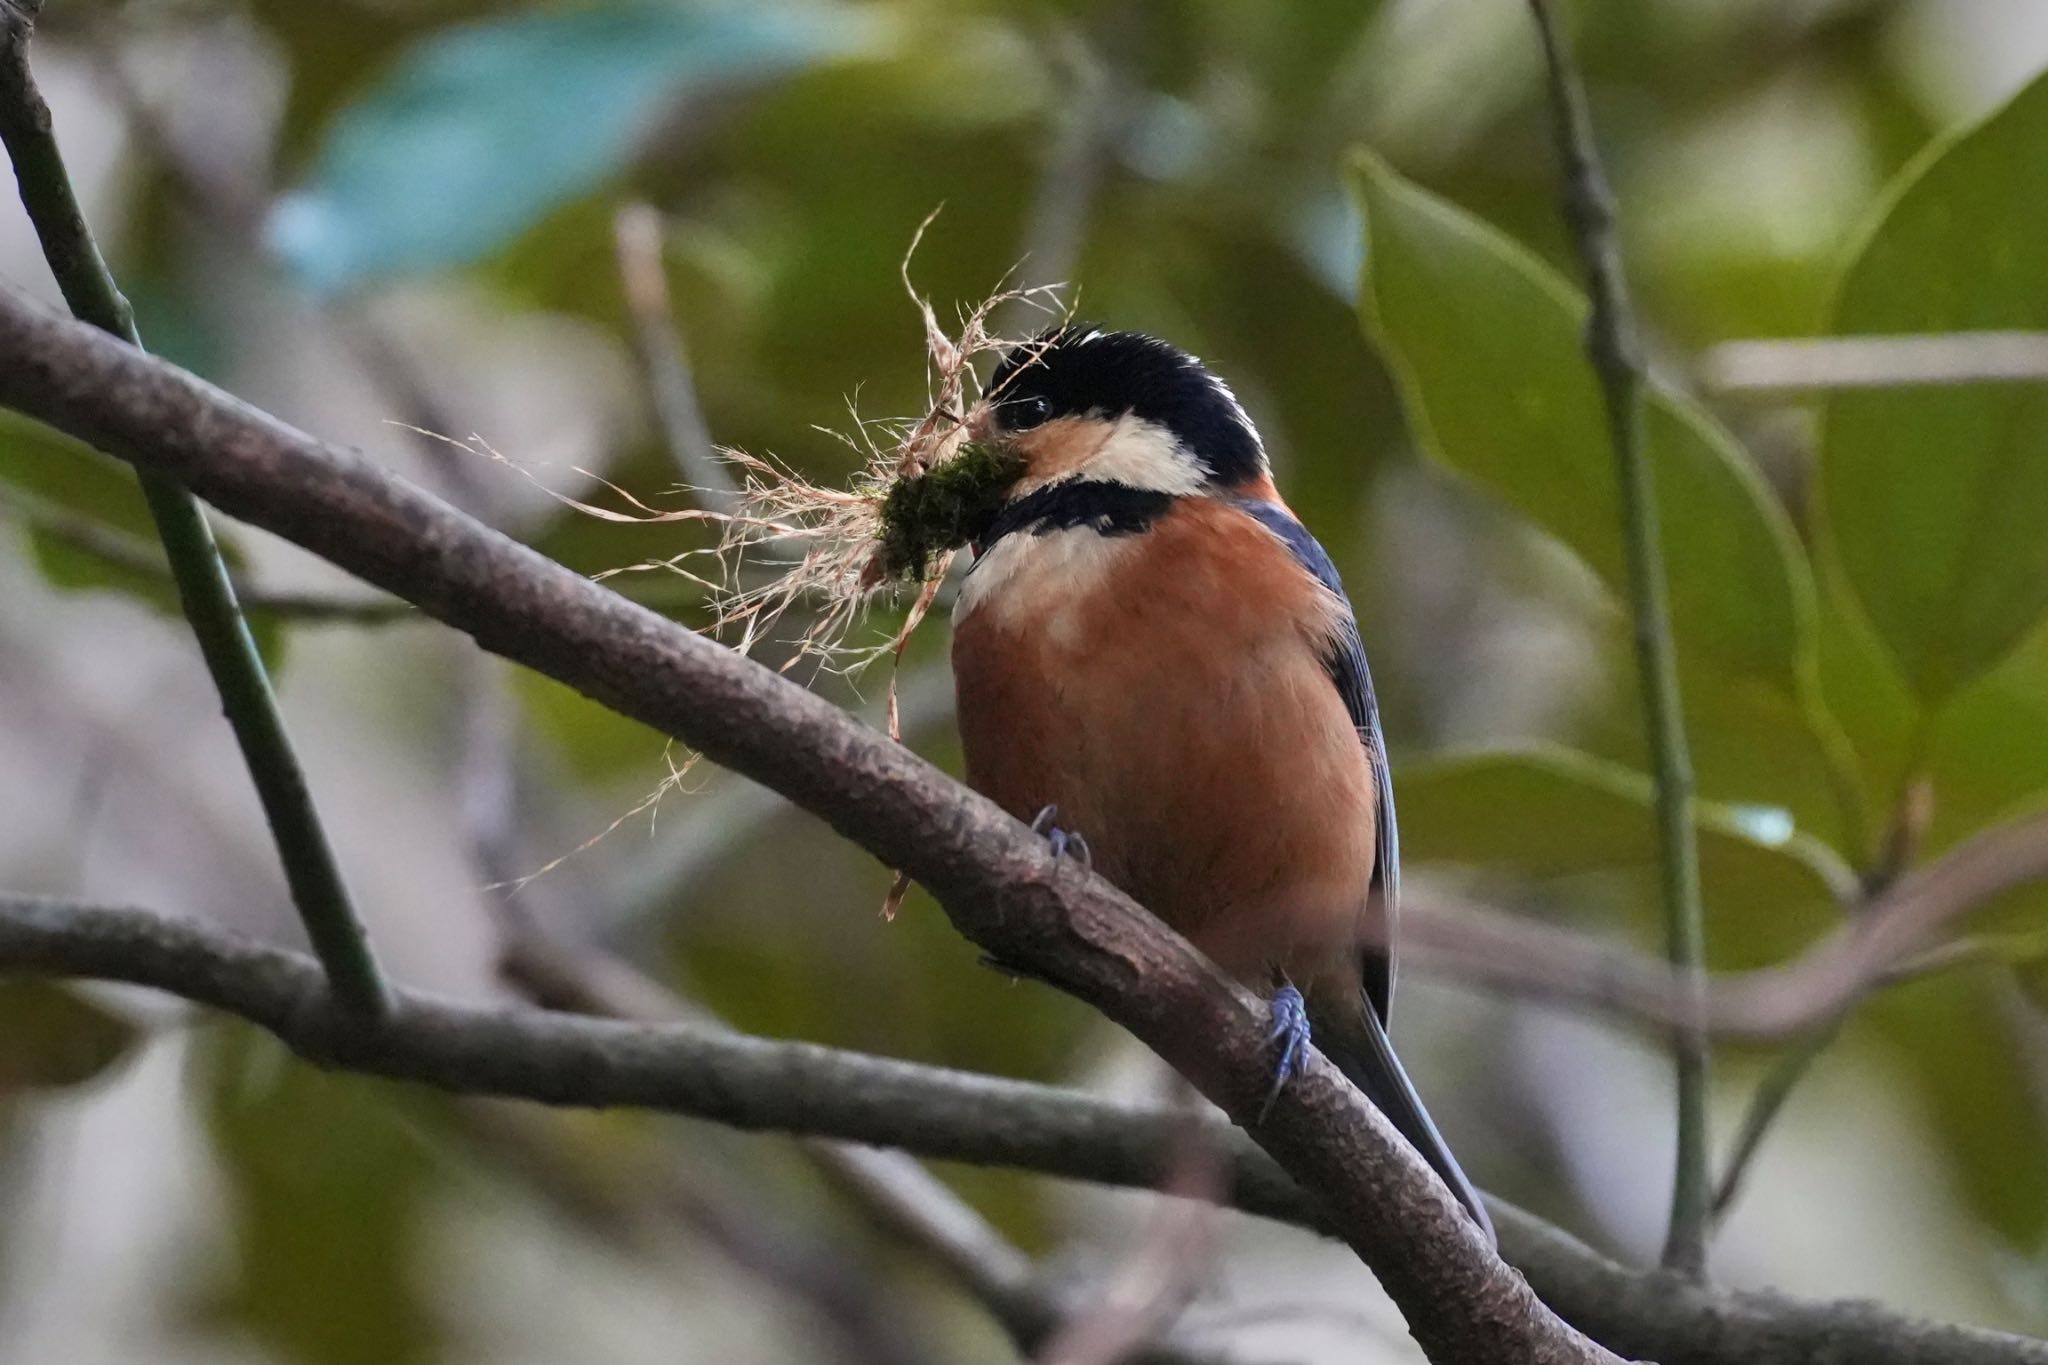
[1398,800,2048,1039]
[5,894,2046,1365]
[0,280,1606,1363]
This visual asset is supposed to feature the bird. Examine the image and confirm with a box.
[946,322,1494,1243]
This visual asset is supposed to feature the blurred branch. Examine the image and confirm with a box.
[1526,0,1710,1278]
[1707,1021,1841,1223]
[4,895,2047,1365]
[496,916,1232,1365]
[0,2,387,1015]
[1034,1122,1222,1365]
[1702,332,2048,394]
[447,1100,943,1365]
[0,489,421,624]
[1402,804,2048,1039]
[612,202,741,515]
[994,24,1122,337]
[0,285,1604,1362]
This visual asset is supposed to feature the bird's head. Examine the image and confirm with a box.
[958,324,1271,547]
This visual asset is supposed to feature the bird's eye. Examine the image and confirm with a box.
[1005,394,1055,431]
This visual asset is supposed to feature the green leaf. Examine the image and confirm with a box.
[0,412,287,667]
[1922,624,2048,853]
[1820,69,2048,705]
[1348,149,1815,693]
[1397,745,1855,967]
[271,2,873,292]
[192,1027,443,1365]
[0,981,141,1097]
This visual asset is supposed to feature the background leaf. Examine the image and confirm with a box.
[1820,68,2048,707]
[1350,148,1816,696]
[1397,745,1855,966]
[191,1028,444,1365]
[0,412,287,666]
[0,982,141,1098]
[270,2,875,292]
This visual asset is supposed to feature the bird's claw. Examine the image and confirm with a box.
[1030,804,1091,868]
[1260,983,1311,1123]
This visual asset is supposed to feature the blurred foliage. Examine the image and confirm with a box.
[1353,150,1815,693]
[7,0,2048,1355]
[188,1027,444,1365]
[0,413,287,664]
[0,981,139,1100]
[1821,72,2048,710]
[270,3,869,290]
[1396,746,1853,968]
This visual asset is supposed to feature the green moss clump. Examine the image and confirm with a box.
[873,439,1025,582]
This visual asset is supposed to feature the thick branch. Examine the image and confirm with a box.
[5,896,2045,1365]
[0,282,1602,1363]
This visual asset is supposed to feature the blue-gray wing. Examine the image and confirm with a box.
[1233,499,1400,1022]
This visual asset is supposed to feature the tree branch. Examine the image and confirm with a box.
[0,2,387,1014]
[1701,332,2048,394]
[0,281,1605,1363]
[1526,0,1711,1277]
[1401,805,2048,1039]
[5,894,2046,1365]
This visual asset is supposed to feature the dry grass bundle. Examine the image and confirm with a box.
[655,260,1060,678]
[462,227,1061,896]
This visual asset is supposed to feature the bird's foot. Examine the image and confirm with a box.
[1030,804,1091,868]
[1260,983,1311,1123]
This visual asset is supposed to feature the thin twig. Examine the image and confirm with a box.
[1701,332,2048,394]
[612,202,741,515]
[0,489,421,624]
[1708,1020,1842,1222]
[1526,0,1711,1277]
[4,896,2046,1365]
[1034,1116,1224,1365]
[0,2,387,1015]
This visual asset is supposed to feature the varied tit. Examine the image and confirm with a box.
[948,324,1493,1243]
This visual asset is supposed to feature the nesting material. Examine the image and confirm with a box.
[465,238,1061,896]
[602,262,1061,679]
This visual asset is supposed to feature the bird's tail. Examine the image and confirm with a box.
[1320,1002,1496,1248]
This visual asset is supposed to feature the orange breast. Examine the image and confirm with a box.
[950,497,1378,995]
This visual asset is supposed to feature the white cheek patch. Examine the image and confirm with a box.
[954,525,1132,631]
[1082,415,1207,494]
[1014,414,1203,498]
